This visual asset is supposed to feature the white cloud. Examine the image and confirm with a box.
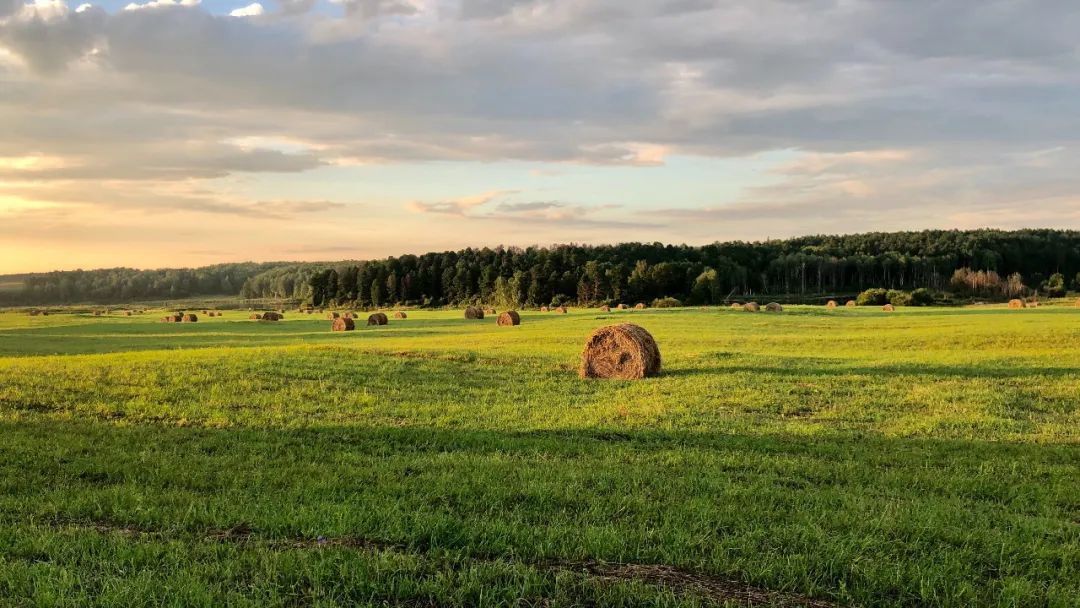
[123,0,199,12]
[228,2,263,17]
[75,3,92,12]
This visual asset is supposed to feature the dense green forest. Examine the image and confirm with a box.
[4,229,1080,307]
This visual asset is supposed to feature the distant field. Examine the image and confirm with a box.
[0,306,1077,607]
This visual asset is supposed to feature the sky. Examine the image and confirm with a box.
[1,0,1079,273]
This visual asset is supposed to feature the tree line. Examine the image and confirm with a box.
[4,229,1079,307]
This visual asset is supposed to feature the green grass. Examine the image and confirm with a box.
[0,306,1077,607]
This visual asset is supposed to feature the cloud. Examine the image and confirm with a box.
[124,0,199,11]
[228,2,263,17]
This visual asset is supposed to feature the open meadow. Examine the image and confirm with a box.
[0,306,1077,607]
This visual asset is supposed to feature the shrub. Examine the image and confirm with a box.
[856,288,889,306]
[652,297,682,308]
[887,290,912,307]
[909,288,935,306]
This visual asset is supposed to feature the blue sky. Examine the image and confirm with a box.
[2,0,1078,272]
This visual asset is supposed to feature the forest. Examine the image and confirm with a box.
[4,229,1079,307]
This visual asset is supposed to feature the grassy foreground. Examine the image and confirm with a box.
[0,306,1077,607]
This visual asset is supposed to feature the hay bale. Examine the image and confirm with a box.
[634,303,646,310]
[765,302,783,312]
[332,317,355,331]
[579,323,661,380]
[743,302,760,312]
[540,306,549,312]
[826,300,837,308]
[261,312,282,321]
[845,301,856,307]
[882,304,895,312]
[484,307,496,315]
[464,306,485,319]
[730,303,742,310]
[1008,299,1025,309]
[342,312,354,319]
[181,313,198,322]
[202,310,209,315]
[1075,298,1080,308]
[555,306,568,314]
[367,312,388,326]
[616,304,628,310]
[326,312,339,320]
[250,313,262,320]
[93,311,101,316]
[394,311,407,319]
[599,305,610,312]
[125,311,132,316]
[497,311,521,326]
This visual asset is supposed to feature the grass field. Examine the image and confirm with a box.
[0,306,1077,607]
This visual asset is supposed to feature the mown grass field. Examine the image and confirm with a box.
[0,306,1077,607]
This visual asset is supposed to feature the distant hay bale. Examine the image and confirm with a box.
[882,304,895,312]
[579,323,661,380]
[616,304,628,310]
[555,306,568,314]
[181,313,198,322]
[394,311,407,319]
[765,302,783,312]
[250,313,262,320]
[1075,298,1080,307]
[202,310,209,315]
[599,305,610,312]
[845,301,856,307]
[41,311,49,316]
[484,307,496,315]
[730,303,742,310]
[342,312,354,319]
[634,303,646,310]
[497,311,521,326]
[1008,299,1025,309]
[332,317,355,331]
[93,311,101,316]
[826,300,837,308]
[327,312,339,320]
[743,302,760,312]
[540,306,549,312]
[125,311,132,316]
[161,314,182,323]
[367,312,388,326]
[464,306,485,319]
[261,312,282,321]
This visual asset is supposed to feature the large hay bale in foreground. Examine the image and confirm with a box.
[599,305,610,312]
[826,300,837,308]
[743,302,760,312]
[616,304,628,310]
[394,311,407,319]
[181,313,198,322]
[497,311,521,326]
[765,302,783,312]
[332,317,355,331]
[845,301,856,307]
[367,312,388,326]
[1008,299,1025,309]
[634,303,646,310]
[555,306,568,314]
[579,323,661,380]
[882,304,895,312]
[464,306,484,319]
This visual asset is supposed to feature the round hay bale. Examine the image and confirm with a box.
[634,303,646,310]
[555,306,568,314]
[484,307,496,315]
[845,300,856,307]
[882,304,895,312]
[730,302,742,310]
[367,312,388,326]
[579,323,661,380]
[394,311,407,319]
[202,310,209,315]
[326,312,339,320]
[41,311,49,316]
[1008,299,1025,309]
[743,302,760,312]
[125,311,132,316]
[540,306,550,312]
[1075,298,1080,307]
[826,300,837,308]
[93,311,101,316]
[599,305,610,312]
[616,304,628,310]
[464,306,485,320]
[497,311,521,326]
[250,313,262,320]
[765,302,783,312]
[181,314,198,322]
[342,312,354,319]
[261,312,282,322]
[332,317,355,331]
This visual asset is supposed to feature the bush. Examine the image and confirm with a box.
[652,297,683,308]
[887,290,912,306]
[856,288,889,306]
[909,288,935,306]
